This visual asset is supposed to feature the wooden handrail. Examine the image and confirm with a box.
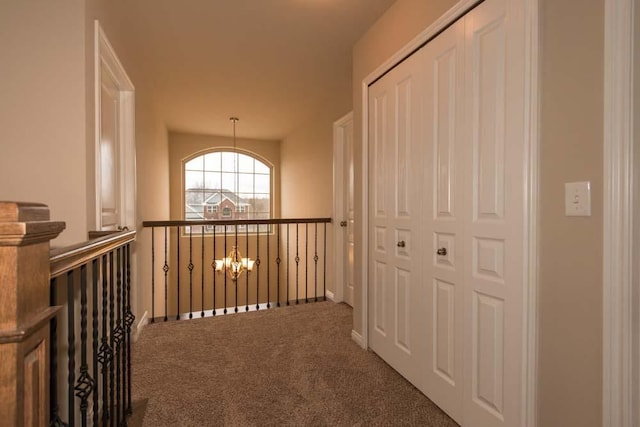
[50,229,136,278]
[142,218,332,227]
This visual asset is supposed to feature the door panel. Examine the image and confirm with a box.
[463,0,523,425]
[422,17,465,421]
[368,51,424,384]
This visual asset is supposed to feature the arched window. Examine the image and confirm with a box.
[184,151,271,226]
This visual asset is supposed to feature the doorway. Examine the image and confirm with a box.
[94,20,135,232]
[333,112,355,306]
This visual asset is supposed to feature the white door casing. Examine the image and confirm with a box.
[363,0,538,426]
[95,20,136,232]
[603,0,636,426]
[333,112,355,306]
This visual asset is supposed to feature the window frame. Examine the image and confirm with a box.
[182,148,274,236]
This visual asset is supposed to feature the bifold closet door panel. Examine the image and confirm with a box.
[368,49,426,387]
[420,17,466,423]
[462,0,526,425]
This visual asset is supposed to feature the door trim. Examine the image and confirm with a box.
[603,0,635,426]
[332,111,354,303]
[94,20,136,231]
[359,1,539,425]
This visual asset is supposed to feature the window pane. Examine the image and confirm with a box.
[185,170,203,189]
[221,172,236,192]
[221,152,236,172]
[255,160,270,174]
[204,152,221,171]
[238,154,254,173]
[185,156,203,171]
[204,171,219,189]
[255,174,270,193]
[237,173,254,192]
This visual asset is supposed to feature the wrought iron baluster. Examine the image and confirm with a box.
[305,223,309,303]
[323,223,327,300]
[295,224,300,304]
[201,226,205,317]
[92,259,99,426]
[163,226,169,322]
[109,251,116,426]
[75,264,95,427]
[115,247,123,425]
[179,226,183,320]
[121,246,128,419]
[276,224,281,307]
[224,225,228,314]
[266,222,271,309]
[49,277,66,427]
[151,227,155,323]
[212,226,217,316]
[314,223,319,302]
[99,254,112,425]
[125,243,135,415]
[255,223,260,310]
[287,224,290,306]
[247,223,250,311]
[234,224,238,313]
[67,270,76,427]
[187,227,192,319]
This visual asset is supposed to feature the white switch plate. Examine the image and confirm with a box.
[565,181,591,216]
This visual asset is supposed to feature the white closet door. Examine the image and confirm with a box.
[420,18,466,422]
[368,51,425,385]
[462,0,525,425]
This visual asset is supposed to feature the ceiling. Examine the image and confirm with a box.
[120,0,397,140]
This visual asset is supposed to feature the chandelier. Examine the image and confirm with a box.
[214,117,254,281]
[215,245,254,281]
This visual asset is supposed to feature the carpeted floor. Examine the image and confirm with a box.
[131,301,459,426]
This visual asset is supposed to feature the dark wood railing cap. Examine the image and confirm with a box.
[0,201,65,246]
[50,229,136,278]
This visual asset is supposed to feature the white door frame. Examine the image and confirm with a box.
[332,111,354,303]
[603,0,636,426]
[94,20,136,231]
[358,1,539,425]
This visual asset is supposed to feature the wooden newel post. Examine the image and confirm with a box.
[0,202,65,426]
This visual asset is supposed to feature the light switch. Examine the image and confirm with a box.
[565,181,591,216]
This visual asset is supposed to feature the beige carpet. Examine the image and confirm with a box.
[132,301,459,426]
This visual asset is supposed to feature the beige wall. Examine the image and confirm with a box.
[0,0,170,320]
[353,0,605,425]
[0,0,88,245]
[281,105,348,219]
[538,0,604,426]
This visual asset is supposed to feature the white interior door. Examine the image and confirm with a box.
[368,51,425,384]
[334,112,356,306]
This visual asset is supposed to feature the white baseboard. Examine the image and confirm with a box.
[325,290,336,301]
[133,310,148,342]
[351,329,365,349]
